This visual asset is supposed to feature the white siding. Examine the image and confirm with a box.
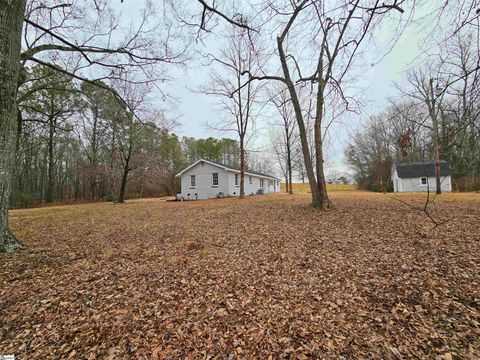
[179,162,230,200]
[177,161,281,200]
[392,167,452,192]
[225,172,280,196]
[397,176,452,192]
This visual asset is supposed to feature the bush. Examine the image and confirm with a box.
[454,177,480,192]
[10,192,42,208]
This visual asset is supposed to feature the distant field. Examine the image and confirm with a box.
[281,182,357,192]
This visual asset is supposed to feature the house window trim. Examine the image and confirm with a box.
[212,172,219,187]
[235,173,239,187]
[249,176,252,184]
[260,178,264,188]
[420,177,427,186]
[190,175,196,188]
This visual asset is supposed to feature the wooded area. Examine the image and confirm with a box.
[14,73,245,207]
[346,35,480,192]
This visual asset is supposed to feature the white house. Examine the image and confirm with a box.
[175,159,281,200]
[392,160,452,192]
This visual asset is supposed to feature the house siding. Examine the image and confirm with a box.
[179,162,230,200]
[392,166,452,192]
[397,176,452,192]
[226,173,280,196]
[177,161,280,200]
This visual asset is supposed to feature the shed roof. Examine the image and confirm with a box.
[175,159,282,181]
[394,160,451,178]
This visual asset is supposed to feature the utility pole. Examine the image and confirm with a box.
[429,78,442,195]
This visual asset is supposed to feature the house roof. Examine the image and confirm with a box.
[394,160,451,178]
[175,159,282,181]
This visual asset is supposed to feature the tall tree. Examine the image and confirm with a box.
[268,86,297,194]
[203,27,262,199]
[0,0,26,252]
[20,66,79,203]
[79,82,114,202]
[1,1,186,252]
[401,67,448,194]
[240,0,408,208]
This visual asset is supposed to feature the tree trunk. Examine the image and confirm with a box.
[277,36,320,207]
[90,108,98,202]
[429,78,442,195]
[286,132,293,195]
[313,82,331,209]
[284,173,289,193]
[239,136,245,199]
[109,115,118,202]
[118,166,129,204]
[315,139,330,207]
[46,115,55,203]
[118,145,131,204]
[0,0,26,252]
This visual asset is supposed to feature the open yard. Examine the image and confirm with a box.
[1,192,479,359]
[280,183,357,193]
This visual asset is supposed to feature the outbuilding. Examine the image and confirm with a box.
[175,159,281,200]
[392,160,452,192]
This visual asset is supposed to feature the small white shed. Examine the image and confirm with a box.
[175,159,281,200]
[392,160,452,193]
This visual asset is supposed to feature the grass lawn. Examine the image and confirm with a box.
[281,183,357,193]
[1,192,479,358]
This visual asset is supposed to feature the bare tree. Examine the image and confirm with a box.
[400,66,448,194]
[114,81,151,204]
[1,1,186,252]
[78,81,113,202]
[239,1,408,208]
[202,27,263,199]
[268,86,297,194]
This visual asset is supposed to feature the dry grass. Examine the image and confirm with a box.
[1,191,479,359]
[281,183,357,193]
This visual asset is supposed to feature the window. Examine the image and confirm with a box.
[260,178,264,188]
[235,173,239,186]
[249,176,252,184]
[269,180,273,186]
[212,173,218,186]
[421,177,427,186]
[190,175,196,187]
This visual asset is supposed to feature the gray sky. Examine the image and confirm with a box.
[119,1,440,176]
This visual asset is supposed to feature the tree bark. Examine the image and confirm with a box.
[277,36,321,207]
[89,107,99,202]
[314,90,331,208]
[118,136,132,204]
[285,127,293,195]
[0,0,26,252]
[429,78,442,195]
[118,165,129,204]
[239,136,245,199]
[46,114,55,203]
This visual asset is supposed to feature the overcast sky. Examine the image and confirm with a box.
[118,1,440,176]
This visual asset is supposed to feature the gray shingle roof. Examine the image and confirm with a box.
[395,160,451,178]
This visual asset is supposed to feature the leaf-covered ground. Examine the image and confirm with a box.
[1,192,479,359]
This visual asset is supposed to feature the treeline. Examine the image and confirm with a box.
[12,65,241,208]
[346,35,480,192]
